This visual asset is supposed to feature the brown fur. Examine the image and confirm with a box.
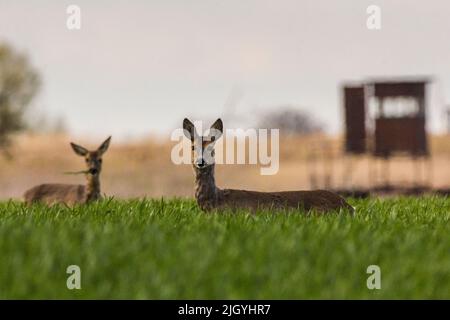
[23,137,111,206]
[24,183,87,206]
[194,163,354,214]
[184,118,354,214]
[220,189,353,213]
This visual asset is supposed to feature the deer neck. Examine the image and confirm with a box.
[194,164,220,211]
[86,174,101,202]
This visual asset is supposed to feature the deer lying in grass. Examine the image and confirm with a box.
[183,118,354,214]
[24,137,111,206]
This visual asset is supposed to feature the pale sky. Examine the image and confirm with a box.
[1,0,450,140]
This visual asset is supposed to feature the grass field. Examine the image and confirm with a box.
[0,197,448,299]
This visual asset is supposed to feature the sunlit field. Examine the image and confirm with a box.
[2,134,450,200]
[0,197,448,299]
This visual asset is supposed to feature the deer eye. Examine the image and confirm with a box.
[85,158,89,162]
[98,159,102,163]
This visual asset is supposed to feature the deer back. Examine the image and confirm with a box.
[24,183,86,206]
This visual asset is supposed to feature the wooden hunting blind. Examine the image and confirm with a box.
[343,78,429,158]
[343,86,366,154]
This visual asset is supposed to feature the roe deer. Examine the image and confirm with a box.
[183,118,354,214]
[24,136,111,206]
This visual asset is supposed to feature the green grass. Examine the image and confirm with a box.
[0,197,448,299]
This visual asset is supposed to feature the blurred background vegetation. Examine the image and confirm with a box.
[0,43,40,151]
[2,42,450,200]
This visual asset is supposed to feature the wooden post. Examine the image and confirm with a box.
[383,157,390,187]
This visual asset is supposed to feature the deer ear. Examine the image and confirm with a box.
[183,118,197,141]
[97,136,111,155]
[211,118,223,132]
[209,118,223,141]
[70,142,88,156]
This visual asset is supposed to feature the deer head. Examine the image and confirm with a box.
[70,136,111,177]
[183,118,223,169]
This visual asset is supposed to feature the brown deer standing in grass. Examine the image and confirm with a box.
[183,118,354,214]
[23,137,111,206]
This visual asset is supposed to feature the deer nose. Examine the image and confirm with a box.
[195,159,205,168]
[89,168,99,175]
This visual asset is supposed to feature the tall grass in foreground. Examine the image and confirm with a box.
[0,197,448,299]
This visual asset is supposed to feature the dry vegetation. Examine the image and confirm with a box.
[1,133,450,200]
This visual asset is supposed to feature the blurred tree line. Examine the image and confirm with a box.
[258,107,323,135]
